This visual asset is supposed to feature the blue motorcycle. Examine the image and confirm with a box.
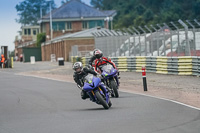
[82,74,112,109]
[101,64,119,98]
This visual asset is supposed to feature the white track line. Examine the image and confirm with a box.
[15,73,69,83]
[16,73,200,111]
[120,89,200,111]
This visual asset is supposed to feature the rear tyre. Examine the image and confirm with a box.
[95,91,109,109]
[110,79,119,98]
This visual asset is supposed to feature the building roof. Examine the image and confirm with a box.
[42,27,115,45]
[42,0,116,20]
[17,41,36,48]
[102,10,116,17]
[21,25,40,29]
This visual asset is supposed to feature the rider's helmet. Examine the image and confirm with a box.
[93,49,103,59]
[73,62,83,74]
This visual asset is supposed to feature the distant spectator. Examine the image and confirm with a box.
[20,54,23,62]
[1,54,5,68]
[15,56,18,61]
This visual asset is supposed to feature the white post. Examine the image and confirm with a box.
[30,56,35,64]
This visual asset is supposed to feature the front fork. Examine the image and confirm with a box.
[97,83,110,103]
[87,91,95,102]
[107,76,119,87]
[100,83,110,103]
[88,83,110,103]
[114,76,119,87]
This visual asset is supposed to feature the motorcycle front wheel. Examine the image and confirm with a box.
[110,79,119,98]
[95,91,109,109]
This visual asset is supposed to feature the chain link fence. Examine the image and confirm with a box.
[69,44,94,57]
[92,19,200,57]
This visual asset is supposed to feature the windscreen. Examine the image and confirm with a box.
[84,74,94,84]
[101,64,113,73]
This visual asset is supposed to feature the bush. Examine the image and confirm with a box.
[36,33,46,47]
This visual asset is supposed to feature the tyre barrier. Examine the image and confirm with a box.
[71,56,200,76]
[71,56,82,63]
[117,57,128,72]
[81,57,88,67]
[156,56,168,74]
[136,56,146,72]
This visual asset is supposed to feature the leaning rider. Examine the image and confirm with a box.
[73,62,108,101]
[88,49,100,66]
[93,50,119,86]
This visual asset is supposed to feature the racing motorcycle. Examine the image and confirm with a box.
[81,74,112,109]
[100,64,119,98]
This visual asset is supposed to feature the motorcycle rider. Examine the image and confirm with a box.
[93,49,117,72]
[93,50,120,86]
[88,49,100,66]
[73,62,108,101]
[89,49,118,73]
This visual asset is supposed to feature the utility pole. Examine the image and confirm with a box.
[47,1,53,40]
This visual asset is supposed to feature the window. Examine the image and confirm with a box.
[52,22,65,31]
[97,20,104,27]
[42,23,46,32]
[33,29,37,35]
[28,29,31,35]
[24,29,27,35]
[89,21,96,28]
[24,29,31,35]
[88,20,104,28]
[82,21,88,29]
[66,22,72,30]
[52,23,57,31]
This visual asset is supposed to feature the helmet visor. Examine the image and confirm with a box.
[95,54,101,59]
[75,67,82,73]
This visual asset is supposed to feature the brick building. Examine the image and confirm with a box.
[41,27,110,61]
[14,0,117,62]
[40,0,116,61]
[14,26,40,57]
[40,0,116,40]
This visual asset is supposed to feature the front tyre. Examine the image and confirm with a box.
[108,99,112,107]
[95,91,109,109]
[110,79,119,98]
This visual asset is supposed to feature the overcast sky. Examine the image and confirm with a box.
[0,0,91,51]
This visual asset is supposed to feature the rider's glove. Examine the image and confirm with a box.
[77,84,83,90]
[97,74,102,78]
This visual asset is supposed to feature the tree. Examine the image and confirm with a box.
[91,0,104,9]
[136,4,146,15]
[91,0,200,29]
[16,0,56,25]
[9,50,15,57]
[133,16,145,26]
[144,9,154,22]
[193,0,200,18]
[36,33,46,47]
[61,0,70,4]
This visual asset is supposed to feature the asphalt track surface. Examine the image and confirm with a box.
[0,62,200,133]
